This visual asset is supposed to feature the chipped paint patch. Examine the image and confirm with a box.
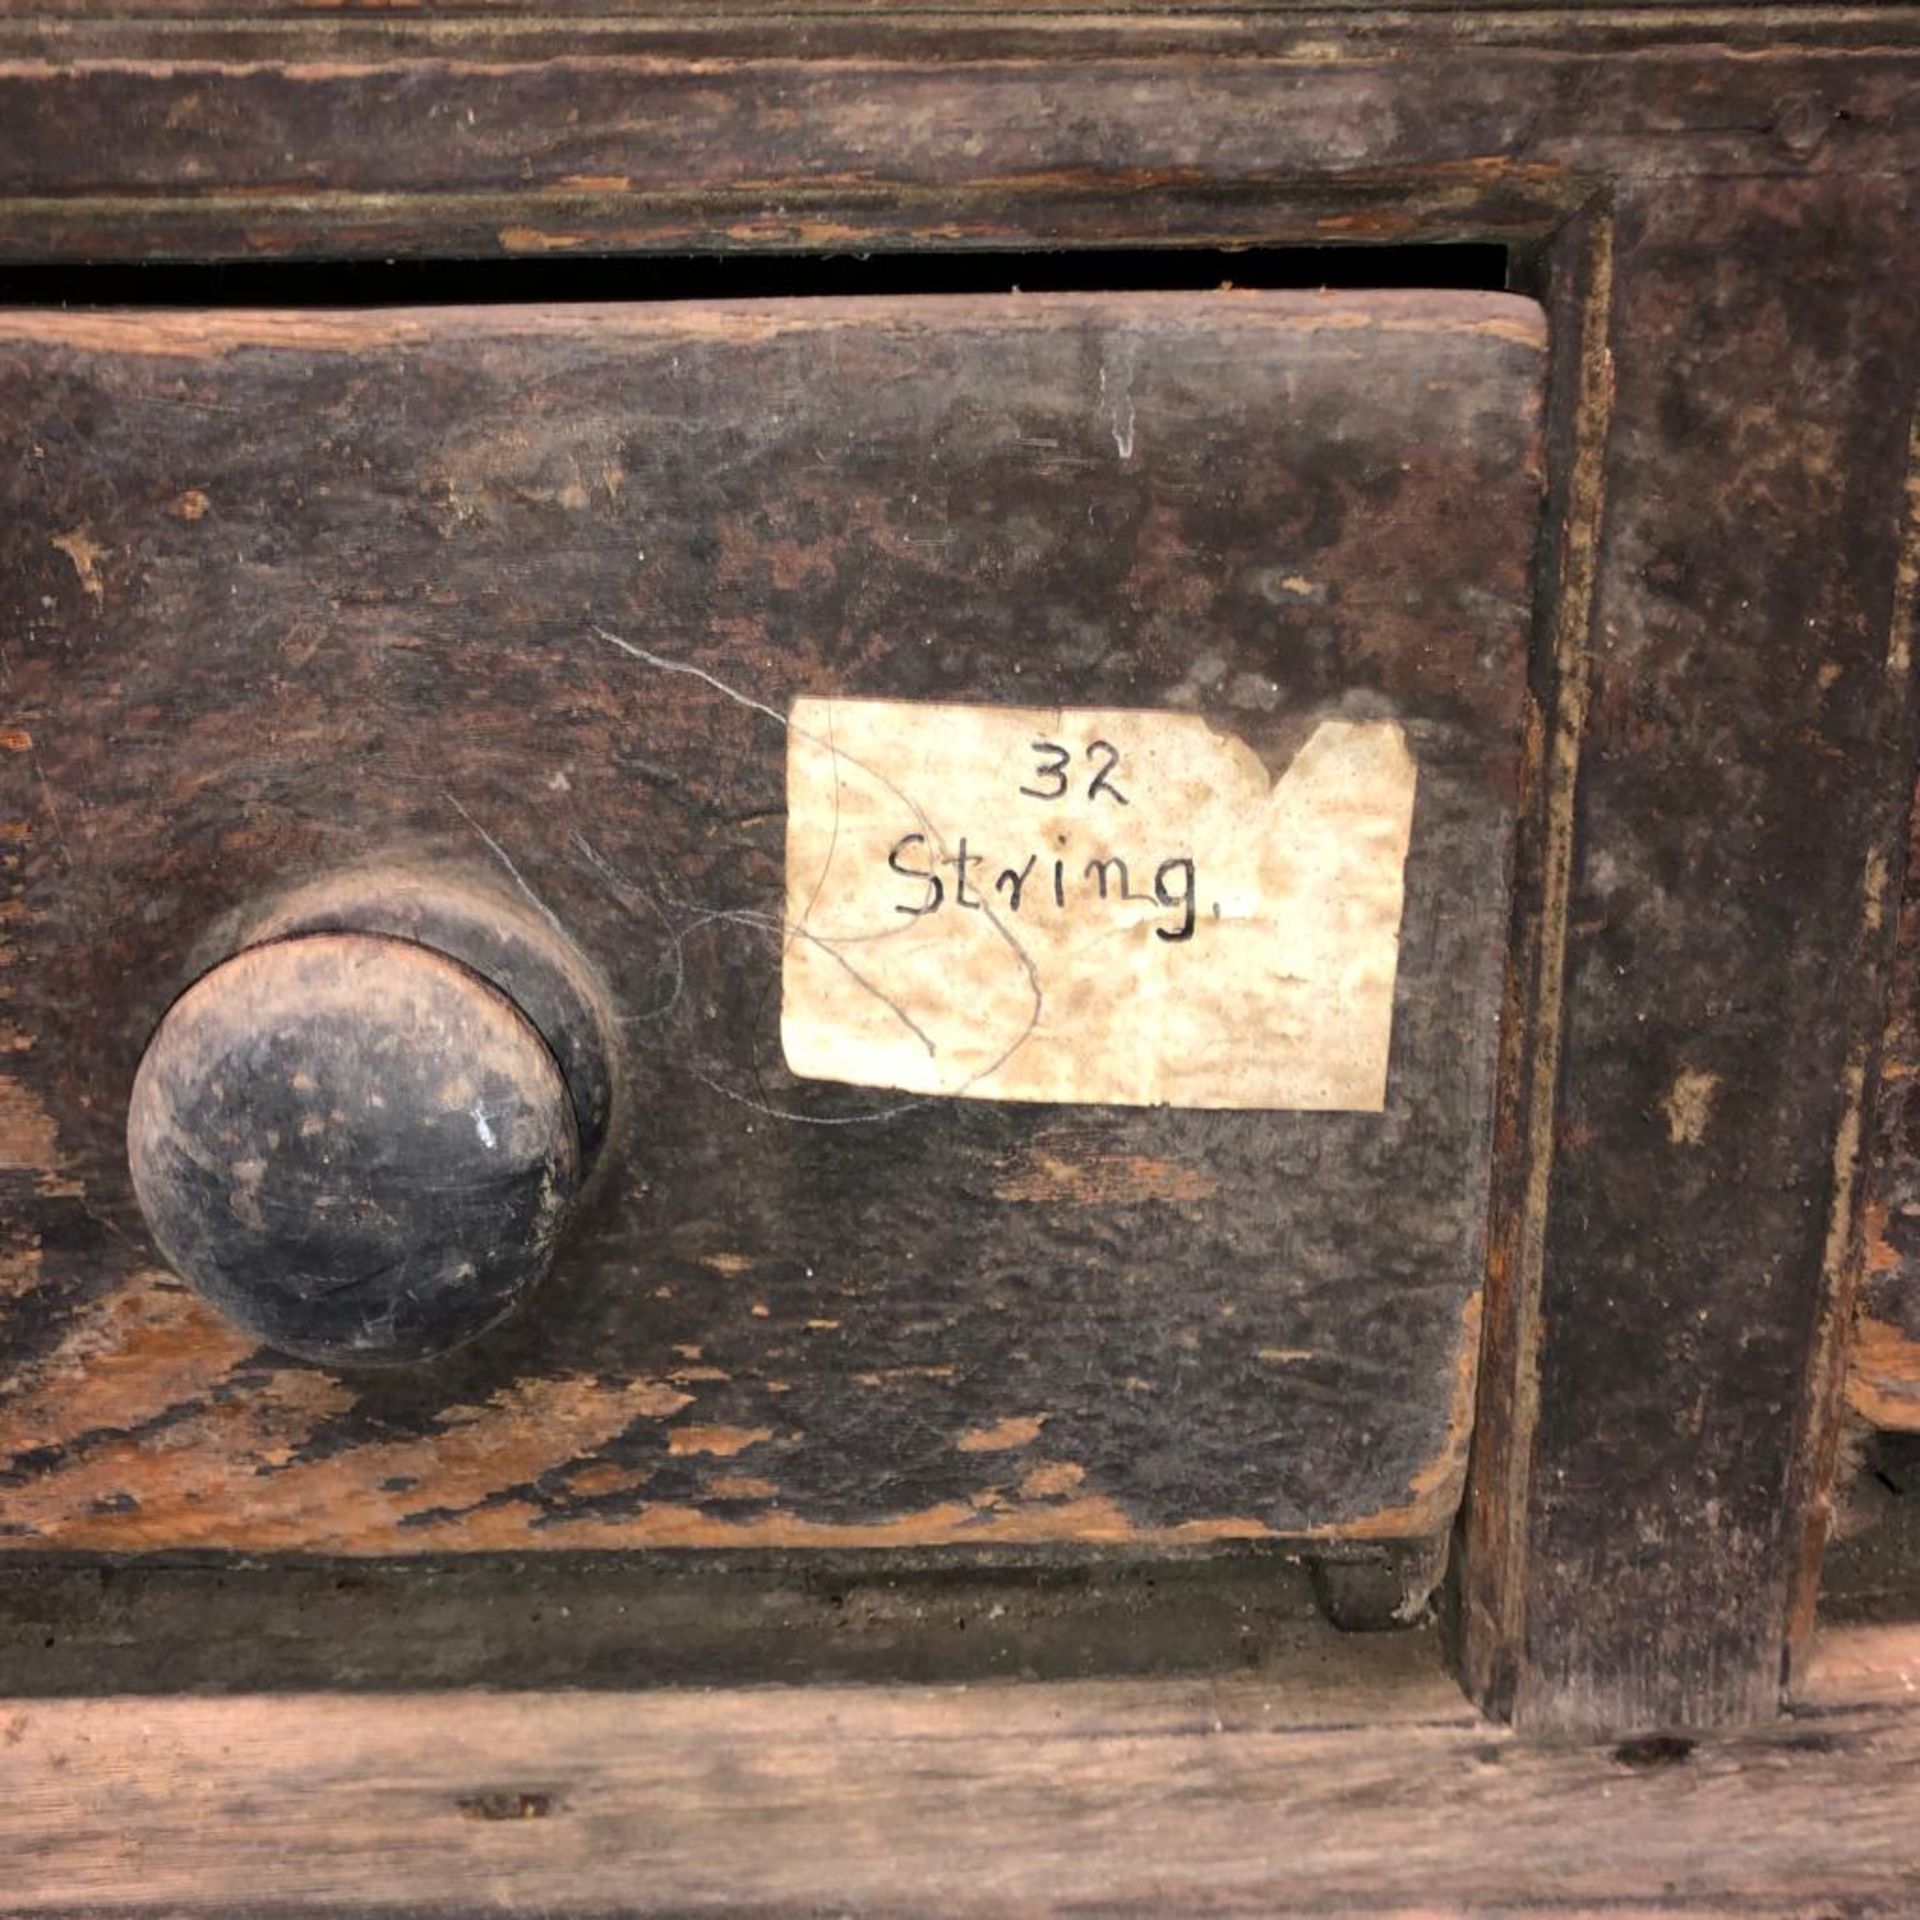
[1848,1314,1920,1431]
[994,1150,1219,1208]
[666,1424,774,1459]
[50,528,106,602]
[0,1272,254,1442]
[706,1475,778,1500]
[0,1241,44,1305]
[498,227,585,253]
[0,1328,693,1551]
[955,1413,1047,1453]
[0,1076,61,1174]
[1018,1462,1086,1498]
[1661,1069,1721,1147]
[564,1462,643,1499]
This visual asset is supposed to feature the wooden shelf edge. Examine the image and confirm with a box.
[0,1625,1913,1914]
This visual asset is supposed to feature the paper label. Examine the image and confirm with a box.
[780,698,1416,1111]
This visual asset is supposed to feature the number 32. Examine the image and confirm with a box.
[1020,739,1129,807]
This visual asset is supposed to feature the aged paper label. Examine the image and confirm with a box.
[780,699,1417,1111]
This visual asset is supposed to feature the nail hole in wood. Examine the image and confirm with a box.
[1610,1735,1696,1770]
[456,1791,556,1822]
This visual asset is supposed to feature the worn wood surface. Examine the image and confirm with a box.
[1509,173,1917,1735]
[1456,199,1612,1732]
[2,1623,1919,1915]
[0,11,1914,266]
[0,292,1544,1557]
[1797,1618,1920,1707]
[0,6,1917,1734]
[16,0,1911,14]
[1854,779,1920,1432]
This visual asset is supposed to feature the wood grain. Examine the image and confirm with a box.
[0,13,1915,264]
[1,1625,1918,1914]
[1518,170,1918,1732]
[1797,1619,1920,1710]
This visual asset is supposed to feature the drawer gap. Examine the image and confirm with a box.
[0,242,1511,310]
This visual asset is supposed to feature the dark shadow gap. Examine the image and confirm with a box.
[0,243,1512,309]
[0,1550,1453,1697]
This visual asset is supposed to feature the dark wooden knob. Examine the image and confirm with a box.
[129,931,582,1367]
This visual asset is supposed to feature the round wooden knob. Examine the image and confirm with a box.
[129,931,582,1367]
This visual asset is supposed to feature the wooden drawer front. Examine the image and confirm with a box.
[0,291,1544,1555]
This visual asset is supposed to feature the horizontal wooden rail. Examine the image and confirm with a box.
[1,1623,1916,1915]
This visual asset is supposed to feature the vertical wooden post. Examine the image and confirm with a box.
[1463,171,1920,1733]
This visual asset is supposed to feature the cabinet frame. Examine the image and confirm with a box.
[1,2,1917,1737]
